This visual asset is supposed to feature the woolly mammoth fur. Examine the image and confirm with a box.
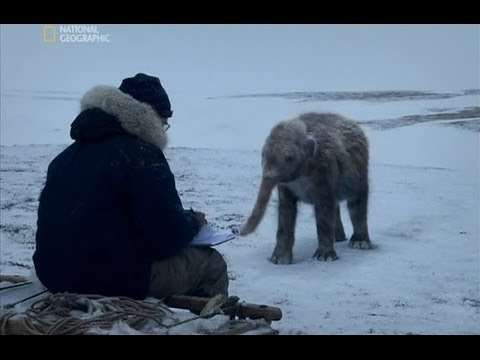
[240,112,374,264]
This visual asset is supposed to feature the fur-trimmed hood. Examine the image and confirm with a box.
[79,85,168,150]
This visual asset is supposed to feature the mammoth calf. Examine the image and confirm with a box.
[240,112,374,264]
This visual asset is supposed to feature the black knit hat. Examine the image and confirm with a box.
[119,73,173,118]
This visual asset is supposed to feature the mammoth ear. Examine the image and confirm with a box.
[305,135,317,158]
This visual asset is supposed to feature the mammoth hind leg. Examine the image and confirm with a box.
[347,188,374,250]
[270,185,298,265]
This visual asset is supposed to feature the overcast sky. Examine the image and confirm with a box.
[1,24,479,97]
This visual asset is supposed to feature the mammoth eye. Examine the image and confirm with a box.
[285,155,294,163]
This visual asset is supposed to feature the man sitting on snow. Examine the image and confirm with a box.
[33,73,229,300]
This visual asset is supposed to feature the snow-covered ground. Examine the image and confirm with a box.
[1,92,479,334]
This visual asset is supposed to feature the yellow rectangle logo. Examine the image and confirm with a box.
[43,25,57,42]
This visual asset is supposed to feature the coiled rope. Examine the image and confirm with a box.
[1,292,173,335]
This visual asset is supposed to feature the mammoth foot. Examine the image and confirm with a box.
[269,249,293,265]
[313,248,339,262]
[348,233,374,250]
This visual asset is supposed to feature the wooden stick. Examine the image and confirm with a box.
[164,295,282,322]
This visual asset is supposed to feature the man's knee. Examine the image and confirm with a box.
[209,248,227,274]
[201,248,229,297]
[149,247,228,298]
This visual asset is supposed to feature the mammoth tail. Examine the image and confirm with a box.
[240,177,276,236]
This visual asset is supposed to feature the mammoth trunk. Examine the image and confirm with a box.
[240,177,276,235]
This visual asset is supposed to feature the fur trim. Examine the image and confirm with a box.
[80,85,168,150]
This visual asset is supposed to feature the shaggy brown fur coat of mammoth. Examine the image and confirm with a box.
[240,112,374,264]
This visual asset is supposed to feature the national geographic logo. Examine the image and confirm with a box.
[42,25,111,43]
[43,25,57,42]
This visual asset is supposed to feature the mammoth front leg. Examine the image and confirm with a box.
[313,197,339,261]
[270,185,298,265]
